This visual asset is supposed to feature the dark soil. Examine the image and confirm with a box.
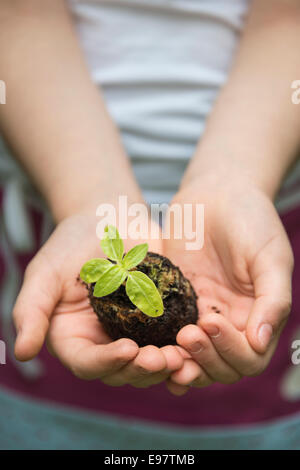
[87,252,198,347]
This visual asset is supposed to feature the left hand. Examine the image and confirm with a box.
[13,209,183,389]
[163,176,294,395]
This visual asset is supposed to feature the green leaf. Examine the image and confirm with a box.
[126,271,164,317]
[80,258,112,283]
[101,225,124,262]
[93,264,127,297]
[122,243,148,270]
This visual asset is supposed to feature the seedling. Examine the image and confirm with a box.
[79,226,198,347]
[80,225,164,317]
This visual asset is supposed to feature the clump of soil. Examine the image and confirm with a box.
[87,252,198,347]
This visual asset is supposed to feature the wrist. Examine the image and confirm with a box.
[181,145,285,201]
[48,182,144,224]
[179,163,275,204]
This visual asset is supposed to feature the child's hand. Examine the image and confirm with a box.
[13,211,183,388]
[163,176,294,395]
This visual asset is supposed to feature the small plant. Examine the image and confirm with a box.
[80,225,164,317]
[79,225,198,346]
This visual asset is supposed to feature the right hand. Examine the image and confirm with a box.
[13,210,184,388]
[163,176,294,395]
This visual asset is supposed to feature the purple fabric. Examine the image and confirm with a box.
[1,203,300,427]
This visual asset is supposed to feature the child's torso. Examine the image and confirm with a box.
[67,0,251,203]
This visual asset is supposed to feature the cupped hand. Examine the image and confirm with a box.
[163,177,294,395]
[14,178,293,395]
[13,210,184,388]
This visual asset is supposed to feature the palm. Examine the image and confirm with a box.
[48,278,111,356]
[164,235,254,334]
[44,214,163,363]
[15,211,183,384]
[164,182,289,337]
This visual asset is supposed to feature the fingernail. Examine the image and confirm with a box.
[189,342,204,354]
[258,323,273,349]
[204,324,220,338]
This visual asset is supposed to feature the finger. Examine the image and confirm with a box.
[246,238,293,354]
[165,380,189,396]
[177,324,241,384]
[169,359,212,387]
[103,345,183,388]
[126,371,170,388]
[102,345,167,387]
[13,257,61,361]
[49,336,139,380]
[128,346,185,388]
[175,345,192,359]
[160,345,184,371]
[200,314,268,377]
[190,374,215,388]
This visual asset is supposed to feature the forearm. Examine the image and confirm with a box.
[182,0,300,199]
[0,0,142,221]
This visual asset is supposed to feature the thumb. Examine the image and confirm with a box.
[13,256,61,361]
[246,235,294,354]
